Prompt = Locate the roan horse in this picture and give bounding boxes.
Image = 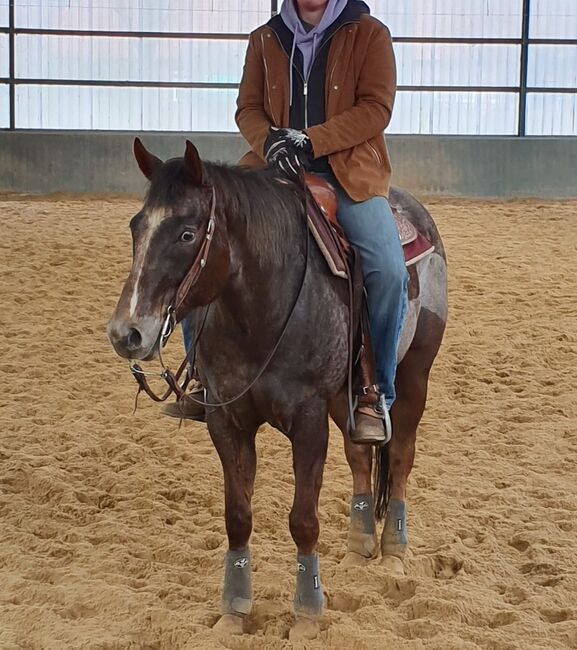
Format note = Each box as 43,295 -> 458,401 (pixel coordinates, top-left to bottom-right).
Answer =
107,139 -> 448,640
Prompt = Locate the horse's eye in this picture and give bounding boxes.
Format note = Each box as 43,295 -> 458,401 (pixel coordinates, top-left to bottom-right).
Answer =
180,230 -> 196,243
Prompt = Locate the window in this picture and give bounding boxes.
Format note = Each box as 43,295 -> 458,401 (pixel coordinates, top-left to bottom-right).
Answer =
2,1 -> 576,134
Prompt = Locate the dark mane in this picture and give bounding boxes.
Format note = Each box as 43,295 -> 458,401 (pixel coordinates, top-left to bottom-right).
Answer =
146,159 -> 306,266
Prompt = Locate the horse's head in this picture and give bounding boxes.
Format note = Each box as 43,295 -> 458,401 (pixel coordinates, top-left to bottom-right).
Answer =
107,139 -> 230,360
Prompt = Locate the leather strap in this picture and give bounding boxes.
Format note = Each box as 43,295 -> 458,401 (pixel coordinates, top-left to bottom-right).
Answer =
356,287 -> 381,409
131,363 -> 191,402
174,186 -> 217,320
130,305 -> 210,403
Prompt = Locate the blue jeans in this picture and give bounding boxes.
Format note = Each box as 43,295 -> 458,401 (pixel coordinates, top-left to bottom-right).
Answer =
182,317 -> 194,355
318,171 -> 408,408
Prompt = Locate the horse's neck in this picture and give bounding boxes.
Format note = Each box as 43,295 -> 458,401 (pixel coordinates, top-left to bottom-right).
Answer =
214,189 -> 308,341
220,173 -> 306,276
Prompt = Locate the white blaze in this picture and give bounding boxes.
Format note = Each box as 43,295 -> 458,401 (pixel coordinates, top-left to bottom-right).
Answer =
129,208 -> 168,317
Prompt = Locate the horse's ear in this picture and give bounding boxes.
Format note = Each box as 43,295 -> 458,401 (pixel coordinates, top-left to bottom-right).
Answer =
133,137 -> 162,180
184,140 -> 204,186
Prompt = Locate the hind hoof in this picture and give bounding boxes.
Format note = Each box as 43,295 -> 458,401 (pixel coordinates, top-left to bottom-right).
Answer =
213,614 -> 244,635
340,551 -> 371,567
381,555 -> 405,576
289,616 -> 320,641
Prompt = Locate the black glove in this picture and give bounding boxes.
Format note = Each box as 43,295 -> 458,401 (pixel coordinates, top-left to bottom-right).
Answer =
263,127 -> 313,178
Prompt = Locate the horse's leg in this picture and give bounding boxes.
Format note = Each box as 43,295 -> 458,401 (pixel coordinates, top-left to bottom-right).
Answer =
379,349 -> 431,576
330,396 -> 377,566
208,413 -> 258,635
288,399 -> 329,641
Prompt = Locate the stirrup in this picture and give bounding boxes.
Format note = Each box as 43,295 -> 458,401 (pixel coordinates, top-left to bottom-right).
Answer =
374,395 -> 393,445
382,405 -> 392,445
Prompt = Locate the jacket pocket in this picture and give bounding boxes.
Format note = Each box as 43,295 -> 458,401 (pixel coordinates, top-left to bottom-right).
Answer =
366,141 -> 383,166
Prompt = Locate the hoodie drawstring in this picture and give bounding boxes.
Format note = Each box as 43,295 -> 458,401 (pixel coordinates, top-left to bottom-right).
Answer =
289,32 -> 297,108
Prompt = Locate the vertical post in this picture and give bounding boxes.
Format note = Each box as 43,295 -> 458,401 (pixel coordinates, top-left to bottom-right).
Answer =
8,0 -> 15,130
518,0 -> 531,136
271,0 -> 278,17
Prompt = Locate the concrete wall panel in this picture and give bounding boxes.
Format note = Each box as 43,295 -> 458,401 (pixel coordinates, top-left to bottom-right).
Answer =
0,131 -> 575,198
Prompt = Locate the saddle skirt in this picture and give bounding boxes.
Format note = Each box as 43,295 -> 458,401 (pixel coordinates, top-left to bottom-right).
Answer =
305,175 -> 435,279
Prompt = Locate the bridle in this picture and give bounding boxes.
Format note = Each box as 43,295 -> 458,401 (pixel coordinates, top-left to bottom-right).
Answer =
129,185 -> 216,403
129,181 -> 311,409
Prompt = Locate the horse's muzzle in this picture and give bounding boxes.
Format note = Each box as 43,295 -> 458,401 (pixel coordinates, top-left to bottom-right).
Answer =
106,316 -> 160,361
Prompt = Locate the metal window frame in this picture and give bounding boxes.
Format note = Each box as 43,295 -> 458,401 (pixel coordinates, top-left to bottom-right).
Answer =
1,0 -> 576,134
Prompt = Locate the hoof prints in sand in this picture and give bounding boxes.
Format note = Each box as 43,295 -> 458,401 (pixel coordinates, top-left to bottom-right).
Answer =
1,197 -> 577,649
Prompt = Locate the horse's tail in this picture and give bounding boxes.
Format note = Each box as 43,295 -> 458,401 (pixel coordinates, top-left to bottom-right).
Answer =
373,444 -> 390,521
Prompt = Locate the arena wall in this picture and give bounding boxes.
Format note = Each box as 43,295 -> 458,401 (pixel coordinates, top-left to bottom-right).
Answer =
0,131 -> 575,198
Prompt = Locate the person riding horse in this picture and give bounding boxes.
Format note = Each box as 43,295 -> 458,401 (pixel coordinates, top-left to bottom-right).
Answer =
108,1 -> 447,631
163,0 -> 407,445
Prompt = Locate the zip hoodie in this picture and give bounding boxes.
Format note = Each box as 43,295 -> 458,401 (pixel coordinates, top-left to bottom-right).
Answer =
270,1 -> 371,171
280,0 -> 349,80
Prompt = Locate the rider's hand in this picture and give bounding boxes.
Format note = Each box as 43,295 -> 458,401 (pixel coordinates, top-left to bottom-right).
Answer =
263,127 -> 313,179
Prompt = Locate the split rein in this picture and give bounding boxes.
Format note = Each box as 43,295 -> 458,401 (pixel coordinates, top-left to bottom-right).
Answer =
129,182 -> 311,410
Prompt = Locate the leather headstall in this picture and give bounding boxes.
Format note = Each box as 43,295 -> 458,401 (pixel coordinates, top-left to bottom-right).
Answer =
173,185 -> 217,321
130,185 -> 216,402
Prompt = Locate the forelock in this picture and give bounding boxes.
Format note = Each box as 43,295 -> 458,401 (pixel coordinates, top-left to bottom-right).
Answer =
145,158 -> 190,210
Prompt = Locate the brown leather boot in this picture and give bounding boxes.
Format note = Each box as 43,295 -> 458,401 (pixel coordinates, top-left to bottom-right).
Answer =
160,387 -> 206,421
350,405 -> 392,445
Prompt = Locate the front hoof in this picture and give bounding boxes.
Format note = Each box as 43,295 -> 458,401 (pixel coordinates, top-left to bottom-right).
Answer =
289,616 -> 320,641
213,614 -> 244,635
340,551 -> 371,567
381,555 -> 405,576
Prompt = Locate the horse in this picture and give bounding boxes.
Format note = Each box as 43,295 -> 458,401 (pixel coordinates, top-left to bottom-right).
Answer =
107,139 -> 448,640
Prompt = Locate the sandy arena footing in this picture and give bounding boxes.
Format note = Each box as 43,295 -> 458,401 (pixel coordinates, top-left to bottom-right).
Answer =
1,196 -> 576,649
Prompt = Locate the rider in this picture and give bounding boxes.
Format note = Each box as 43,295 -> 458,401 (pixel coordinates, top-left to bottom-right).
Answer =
163,0 -> 407,444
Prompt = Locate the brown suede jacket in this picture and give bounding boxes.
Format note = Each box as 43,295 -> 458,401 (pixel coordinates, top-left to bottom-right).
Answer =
235,13 -> 396,200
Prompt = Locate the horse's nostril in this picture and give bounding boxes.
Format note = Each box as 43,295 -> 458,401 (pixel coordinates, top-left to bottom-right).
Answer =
126,327 -> 142,351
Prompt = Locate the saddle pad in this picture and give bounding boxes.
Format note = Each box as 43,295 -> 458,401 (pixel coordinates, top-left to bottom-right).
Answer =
403,232 -> 436,267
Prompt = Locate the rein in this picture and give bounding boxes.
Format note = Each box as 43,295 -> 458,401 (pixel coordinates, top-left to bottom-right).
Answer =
130,180 -> 311,409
